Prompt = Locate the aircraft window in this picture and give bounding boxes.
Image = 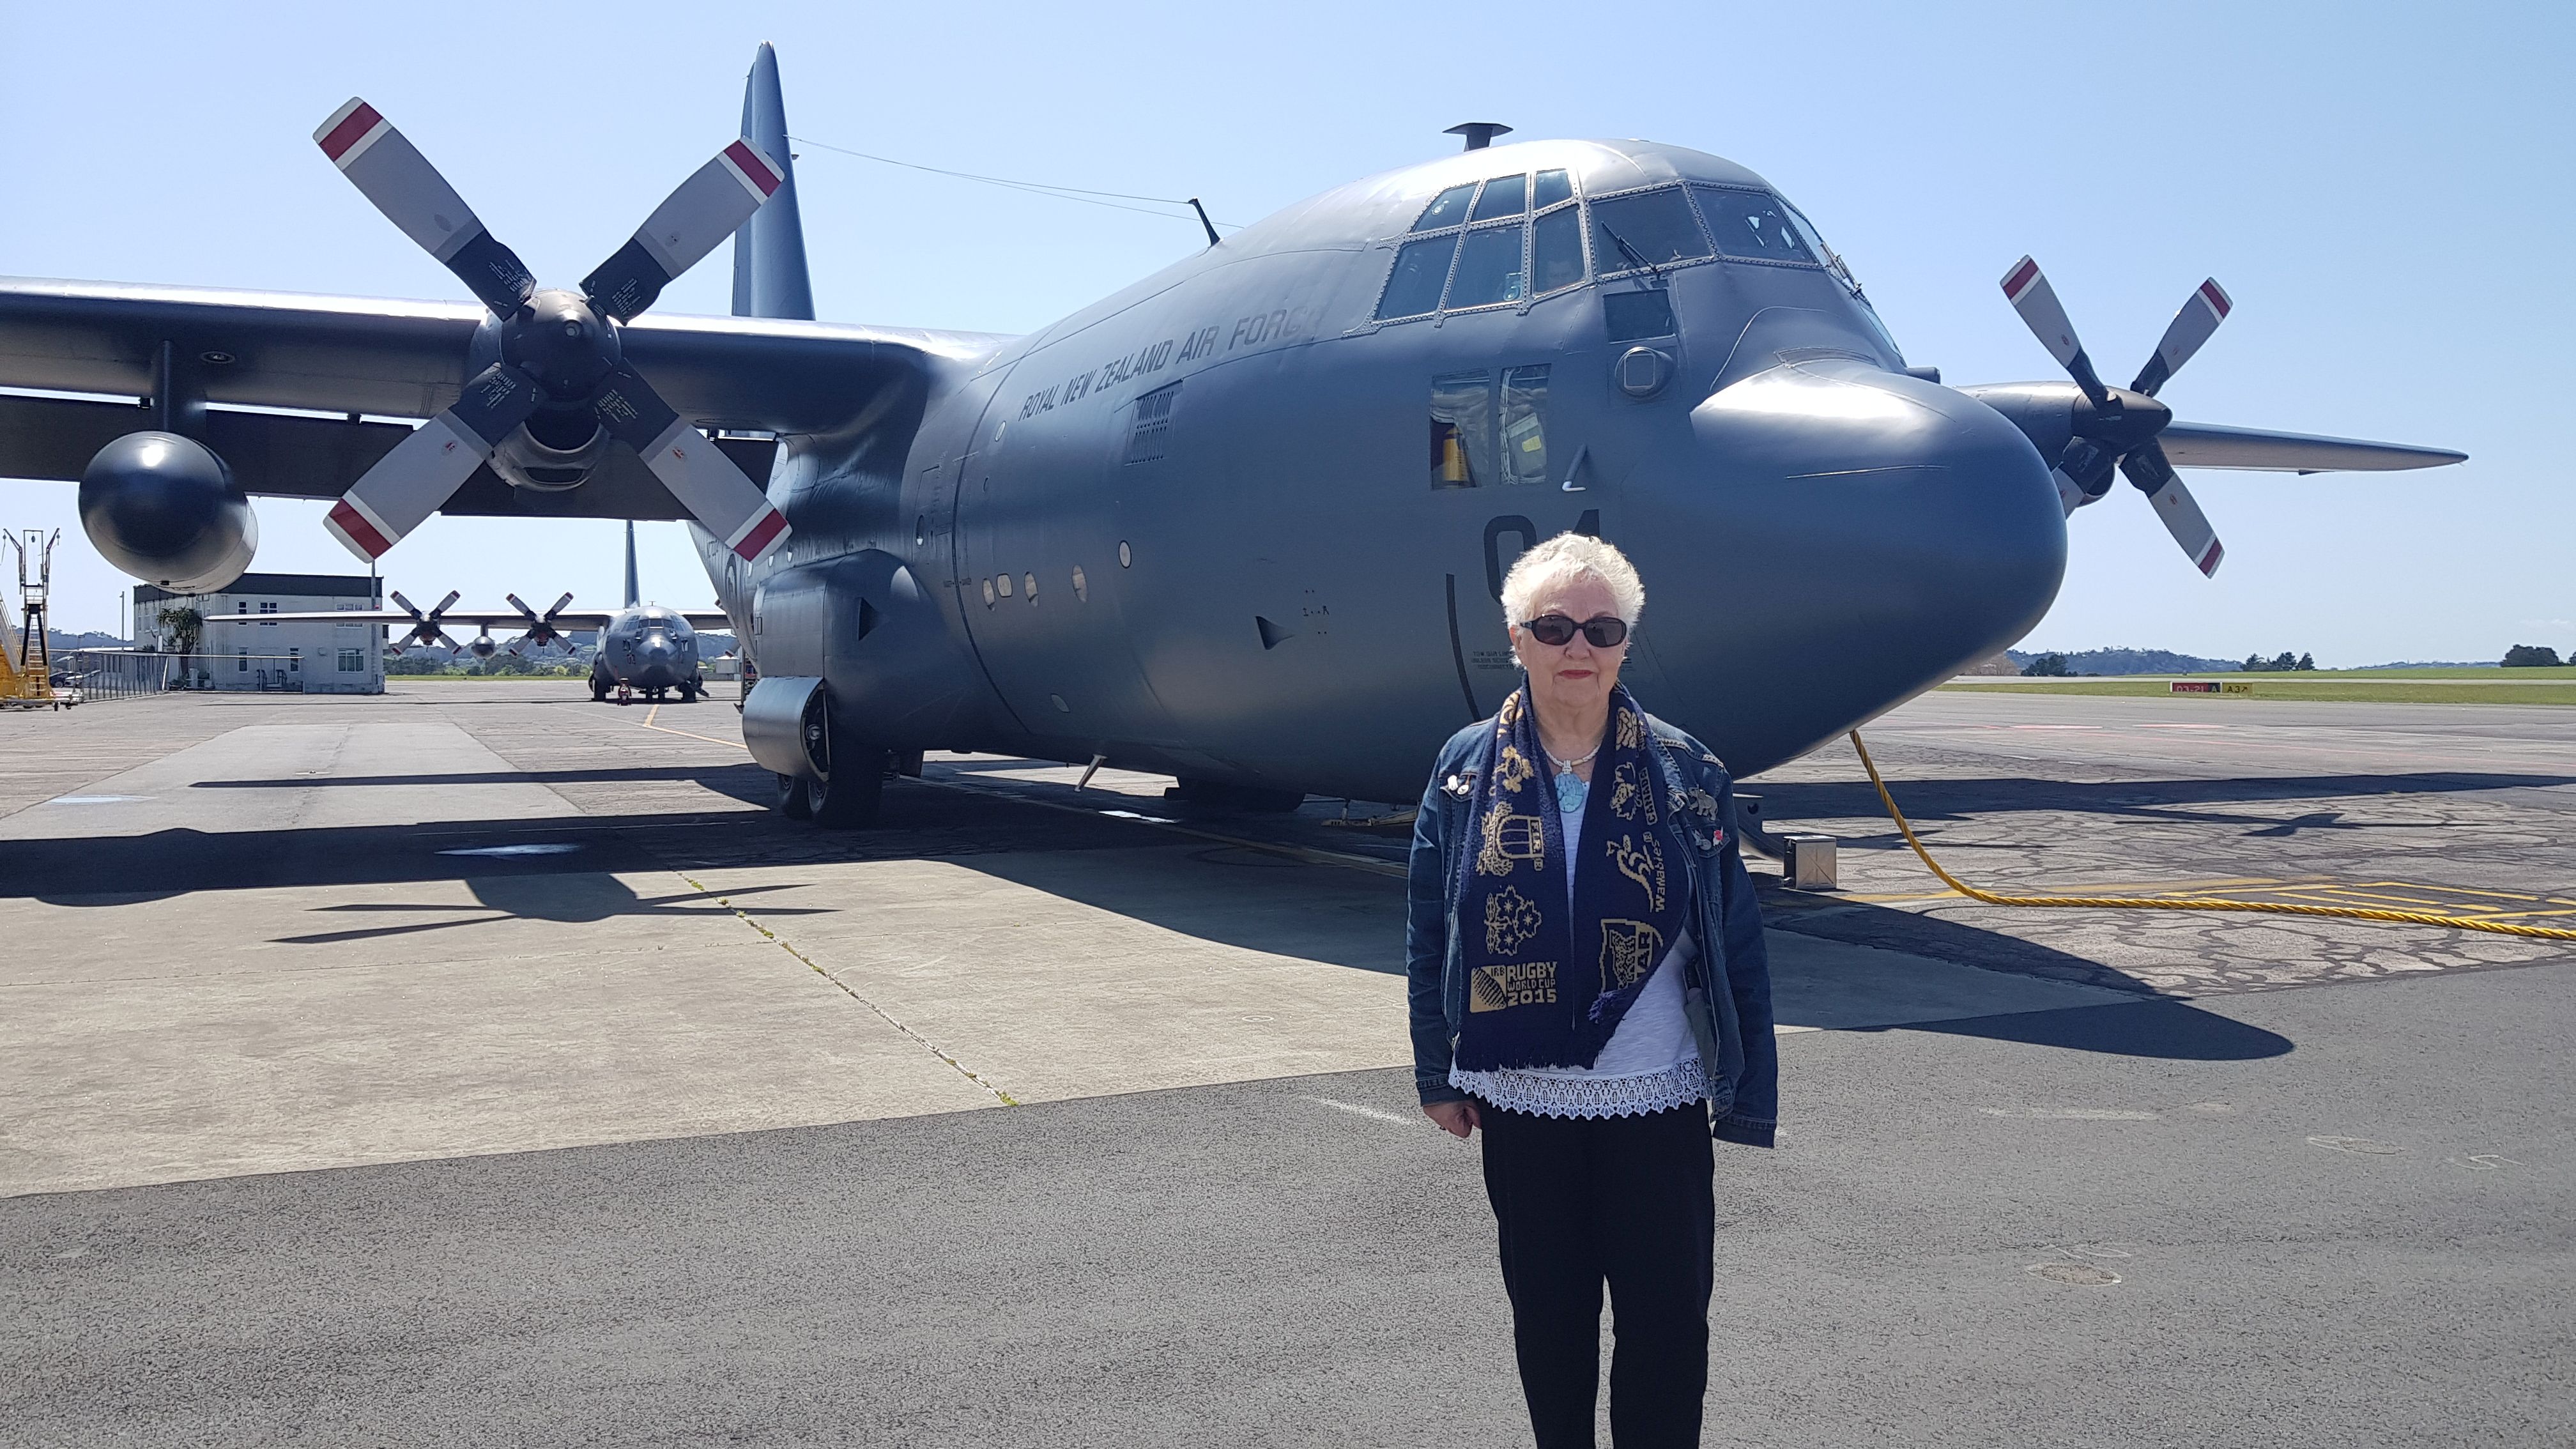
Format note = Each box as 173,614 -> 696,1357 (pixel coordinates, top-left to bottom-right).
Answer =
1126,381 -> 1180,463
1430,371 -> 1495,489
1471,174 -> 1527,220
1532,169 -> 1573,210
1694,188 -> 1817,263
1501,366 -> 1551,486
1377,235 -> 1459,319
1590,187 -> 1711,273
997,573 -> 1014,598
1444,225 -> 1527,310
1412,183 -> 1478,232
1602,288 -> 1676,342
1531,206 -> 1584,294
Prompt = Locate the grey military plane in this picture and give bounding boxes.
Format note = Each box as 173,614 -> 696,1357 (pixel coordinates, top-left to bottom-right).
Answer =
1,44 -> 2465,828
210,524 -> 726,702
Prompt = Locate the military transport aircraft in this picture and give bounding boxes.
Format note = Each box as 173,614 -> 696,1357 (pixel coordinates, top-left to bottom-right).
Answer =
208,524 -> 727,702
0,43 -> 2465,826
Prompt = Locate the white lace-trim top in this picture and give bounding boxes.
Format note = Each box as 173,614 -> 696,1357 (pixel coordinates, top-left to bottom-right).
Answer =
1450,765 -> 1708,1120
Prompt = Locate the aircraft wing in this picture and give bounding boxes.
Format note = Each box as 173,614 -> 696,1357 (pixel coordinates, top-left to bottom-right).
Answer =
2158,420 -> 2467,475
202,609 -> 735,630
0,277 -> 1007,515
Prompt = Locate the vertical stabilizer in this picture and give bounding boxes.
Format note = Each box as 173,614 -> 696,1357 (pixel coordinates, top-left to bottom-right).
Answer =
731,43 -> 815,321
624,521 -> 640,608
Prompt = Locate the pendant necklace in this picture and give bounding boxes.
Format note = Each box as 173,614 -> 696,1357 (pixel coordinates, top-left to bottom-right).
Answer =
1545,744 -> 1599,816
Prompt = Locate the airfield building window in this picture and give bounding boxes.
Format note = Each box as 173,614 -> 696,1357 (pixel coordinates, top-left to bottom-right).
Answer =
1430,371 -> 1495,489
1126,381 -> 1180,463
1378,235 -> 1459,319
1590,186 -> 1711,273
1471,173 -> 1528,220
1532,168 -> 1572,210
1602,288 -> 1677,343
1501,366 -> 1551,486
1444,225 -> 1528,310
1531,206 -> 1585,294
338,648 -> 364,673
1694,187 -> 1817,263
1412,182 -> 1477,232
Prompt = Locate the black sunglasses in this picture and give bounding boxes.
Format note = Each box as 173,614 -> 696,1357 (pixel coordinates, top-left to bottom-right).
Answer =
1521,614 -> 1629,648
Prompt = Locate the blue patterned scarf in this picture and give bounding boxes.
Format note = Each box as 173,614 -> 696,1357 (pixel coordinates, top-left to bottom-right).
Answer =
1453,684 -> 1692,1072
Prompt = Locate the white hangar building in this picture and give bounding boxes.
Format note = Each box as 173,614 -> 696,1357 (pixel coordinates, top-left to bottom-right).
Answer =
134,572 -> 385,694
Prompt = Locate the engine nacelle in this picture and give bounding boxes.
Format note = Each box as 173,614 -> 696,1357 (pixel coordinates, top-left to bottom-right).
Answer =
78,432 -> 257,594
488,408 -> 613,492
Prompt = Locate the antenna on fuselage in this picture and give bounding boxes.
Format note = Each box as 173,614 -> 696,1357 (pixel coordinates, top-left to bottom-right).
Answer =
1445,122 -> 1512,151
1186,197 -> 1220,249
623,521 -> 639,610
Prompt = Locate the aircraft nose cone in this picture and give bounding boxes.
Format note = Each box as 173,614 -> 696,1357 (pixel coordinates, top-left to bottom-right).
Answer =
1618,362 -> 2064,773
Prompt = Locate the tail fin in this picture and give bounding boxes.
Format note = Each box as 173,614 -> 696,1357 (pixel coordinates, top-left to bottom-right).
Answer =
624,521 -> 640,609
730,42 -> 815,321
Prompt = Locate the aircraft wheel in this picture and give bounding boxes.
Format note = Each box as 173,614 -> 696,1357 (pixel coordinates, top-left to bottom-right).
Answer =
775,771 -> 813,820
804,751 -> 885,828
590,675 -> 610,702
678,682 -> 700,703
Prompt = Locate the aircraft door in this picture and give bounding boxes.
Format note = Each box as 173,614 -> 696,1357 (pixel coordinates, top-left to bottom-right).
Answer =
1425,360 -> 1618,720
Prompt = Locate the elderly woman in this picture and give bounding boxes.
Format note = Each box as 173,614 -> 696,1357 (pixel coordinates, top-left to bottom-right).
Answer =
1407,532 -> 1775,1449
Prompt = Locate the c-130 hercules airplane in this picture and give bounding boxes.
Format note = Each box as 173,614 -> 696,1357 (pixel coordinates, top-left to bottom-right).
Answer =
0,45 -> 2463,826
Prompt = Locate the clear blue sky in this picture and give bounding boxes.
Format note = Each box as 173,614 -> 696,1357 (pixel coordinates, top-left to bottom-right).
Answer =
5,0 -> 2568,663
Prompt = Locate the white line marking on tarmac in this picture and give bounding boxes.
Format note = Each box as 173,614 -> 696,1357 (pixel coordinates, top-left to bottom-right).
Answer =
1301,1096 -> 1416,1125
437,843 -> 585,858
46,794 -> 148,804
1979,1107 -> 2161,1120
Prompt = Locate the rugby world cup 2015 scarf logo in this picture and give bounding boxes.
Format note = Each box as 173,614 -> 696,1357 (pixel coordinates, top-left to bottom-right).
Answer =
1453,685 -> 1692,1072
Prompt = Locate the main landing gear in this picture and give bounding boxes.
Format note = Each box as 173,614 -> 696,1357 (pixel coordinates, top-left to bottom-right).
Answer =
770,688 -> 887,828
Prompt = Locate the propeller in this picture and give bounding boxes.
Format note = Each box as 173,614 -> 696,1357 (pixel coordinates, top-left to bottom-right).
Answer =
313,99 -> 792,567
388,588 -> 464,655
504,592 -> 578,655
2000,257 -> 2232,576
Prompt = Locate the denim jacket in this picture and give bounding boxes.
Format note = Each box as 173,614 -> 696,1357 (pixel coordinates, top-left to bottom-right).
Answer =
1405,711 -> 1778,1147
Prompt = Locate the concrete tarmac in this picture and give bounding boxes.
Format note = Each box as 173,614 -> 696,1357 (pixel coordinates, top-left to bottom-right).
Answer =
3,682 -> 2570,1445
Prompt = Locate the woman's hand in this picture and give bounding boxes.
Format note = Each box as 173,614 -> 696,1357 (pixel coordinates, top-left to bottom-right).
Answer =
1423,1100 -> 1481,1138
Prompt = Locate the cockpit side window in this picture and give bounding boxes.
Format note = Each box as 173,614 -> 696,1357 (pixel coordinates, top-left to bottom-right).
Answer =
1471,173 -> 1528,220
1413,183 -> 1478,232
1531,169 -> 1572,210
1444,224 -> 1527,310
1531,206 -> 1584,295
1377,234 -> 1459,319
1693,187 -> 1818,263
1590,187 -> 1712,274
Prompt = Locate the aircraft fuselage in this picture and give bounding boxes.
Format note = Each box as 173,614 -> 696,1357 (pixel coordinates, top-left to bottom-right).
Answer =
702,139 -> 2066,802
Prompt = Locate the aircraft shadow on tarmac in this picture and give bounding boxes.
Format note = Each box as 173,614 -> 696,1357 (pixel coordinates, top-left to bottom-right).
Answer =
10,784 -> 2304,1063
189,764 -> 779,800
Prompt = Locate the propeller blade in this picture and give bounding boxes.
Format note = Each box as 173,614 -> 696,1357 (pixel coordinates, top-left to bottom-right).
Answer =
546,592 -> 574,620
580,141 -> 785,322
391,589 -> 423,619
431,590 -> 461,617
2131,279 -> 2233,397
2120,443 -> 2225,577
321,364 -> 544,562
588,366 -> 792,562
505,592 -> 536,622
2000,256 -> 2110,406
314,99 -> 536,316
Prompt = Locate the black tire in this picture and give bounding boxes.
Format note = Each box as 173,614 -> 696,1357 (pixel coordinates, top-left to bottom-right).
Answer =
804,750 -> 884,827
590,674 -> 610,702
774,771 -> 812,820
678,682 -> 700,703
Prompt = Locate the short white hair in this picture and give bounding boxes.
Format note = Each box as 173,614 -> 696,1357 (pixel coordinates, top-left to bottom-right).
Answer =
1500,533 -> 1645,632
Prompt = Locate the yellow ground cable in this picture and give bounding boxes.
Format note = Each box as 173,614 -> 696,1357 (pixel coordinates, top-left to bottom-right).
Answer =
1846,730 -> 2576,944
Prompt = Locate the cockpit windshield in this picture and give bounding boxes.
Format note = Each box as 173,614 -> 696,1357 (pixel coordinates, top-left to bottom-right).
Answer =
1691,188 -> 1816,263
1589,187 -> 1712,273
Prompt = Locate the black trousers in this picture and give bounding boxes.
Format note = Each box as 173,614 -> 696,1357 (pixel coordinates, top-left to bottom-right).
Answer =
1479,1102 -> 1715,1449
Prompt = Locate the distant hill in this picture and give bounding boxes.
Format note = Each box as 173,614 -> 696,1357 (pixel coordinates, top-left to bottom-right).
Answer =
2005,647 -> 2242,675
44,629 -> 130,652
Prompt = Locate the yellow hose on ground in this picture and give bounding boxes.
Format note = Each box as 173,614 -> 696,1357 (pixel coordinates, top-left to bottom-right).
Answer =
1846,730 -> 2576,944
